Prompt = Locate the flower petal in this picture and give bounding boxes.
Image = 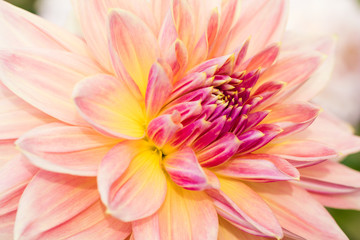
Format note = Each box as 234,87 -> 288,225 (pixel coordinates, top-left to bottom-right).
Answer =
162,100 -> 203,124
145,62 -> 173,119
291,111 -> 360,156
255,52 -> 324,105
250,181 -> 348,240
188,32 -> 209,68
151,0 -> 171,30
0,49 -> 101,125
212,153 -> 299,182
207,7 -> 219,50
164,39 -> 189,80
0,210 -> 16,240
72,0 -> 156,72
215,0 -> 240,46
260,140 -> 338,164
239,43 -> 280,72
207,178 -> 283,238
16,123 -> 117,176
0,85 -> 54,140
164,147 -> 210,190
263,102 -> 320,137
284,36 -> 336,102
73,74 -> 145,139
198,133 -> 241,168
108,9 -> 159,96
147,112 -> 182,148
0,140 -> 17,168
223,0 -> 288,56
98,141 -> 167,222
218,217 -> 269,240
169,117 -> 210,148
0,155 -> 38,218
0,156 -> 38,240
14,171 -> 131,240
132,182 -> 218,240
297,161 -> 360,194
311,190 -> 360,211
171,0 -> 195,50
0,1 -> 87,54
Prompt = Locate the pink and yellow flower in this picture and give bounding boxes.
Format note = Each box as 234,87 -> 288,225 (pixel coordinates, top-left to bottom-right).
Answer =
1,0 -> 360,239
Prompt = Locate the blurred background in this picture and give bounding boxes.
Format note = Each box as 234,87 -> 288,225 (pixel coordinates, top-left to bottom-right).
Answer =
5,0 -> 360,239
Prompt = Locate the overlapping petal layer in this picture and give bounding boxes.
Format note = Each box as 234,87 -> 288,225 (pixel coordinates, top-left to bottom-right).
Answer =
98,141 -> 167,222
14,171 -> 131,240
73,74 -> 146,139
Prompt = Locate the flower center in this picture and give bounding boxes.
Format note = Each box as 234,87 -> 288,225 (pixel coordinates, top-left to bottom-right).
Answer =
203,70 -> 262,135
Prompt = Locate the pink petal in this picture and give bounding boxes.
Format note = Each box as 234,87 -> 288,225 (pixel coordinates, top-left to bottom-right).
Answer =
0,210 -> 16,240
16,123 -> 117,176
14,171 -> 131,240
161,100 -> 203,123
207,178 -> 283,238
171,0 -> 195,50
216,0 -> 241,45
297,161 -> 360,194
0,140 -> 18,168
72,0 -> 156,72
164,147 -> 210,190
0,86 -> 54,140
164,39 -> 189,80
256,52 -> 324,102
186,0 -> 221,43
311,190 -> 360,210
291,111 -> 360,156
145,62 -> 173,119
233,38 -> 250,69
132,183 -> 218,240
147,112 -> 182,148
0,155 -> 37,240
250,181 -> 348,240
73,74 -> 145,139
108,9 -> 159,96
218,217 -> 269,240
198,133 -> 241,167
212,153 -> 299,182
237,124 -> 283,154
151,0 -> 171,30
0,1 -> 87,54
261,140 -> 337,161
192,115 -> 227,151
283,36 -> 336,102
188,32 -> 209,68
0,49 -> 101,125
236,130 -> 266,152
261,140 -> 338,163
207,7 -> 219,48
168,72 -> 207,102
158,11 -> 178,58
251,81 -> 285,110
239,43 -> 280,72
189,54 -> 231,76
0,155 -> 38,218
98,141 -> 167,222
263,102 -> 320,137
169,117 -> 210,148
223,0 -> 288,56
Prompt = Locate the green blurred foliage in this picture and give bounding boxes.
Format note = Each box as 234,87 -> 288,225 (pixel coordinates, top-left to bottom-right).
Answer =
4,0 -> 360,239
5,0 -> 37,13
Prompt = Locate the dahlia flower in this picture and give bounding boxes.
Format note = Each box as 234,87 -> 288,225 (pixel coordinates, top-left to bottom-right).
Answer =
1,0 -> 360,239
